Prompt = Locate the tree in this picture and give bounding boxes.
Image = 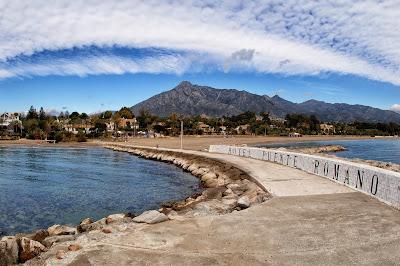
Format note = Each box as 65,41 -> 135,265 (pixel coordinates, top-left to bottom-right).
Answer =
137,109 -> 154,130
260,112 -> 271,124
102,111 -> 113,119
80,113 -> 89,120
118,107 -> 134,119
69,112 -> 80,120
27,106 -> 38,120
58,112 -> 65,119
39,107 -> 46,120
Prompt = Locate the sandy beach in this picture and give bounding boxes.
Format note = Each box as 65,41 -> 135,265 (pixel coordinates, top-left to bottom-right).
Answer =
0,135 -> 377,150
111,135 -> 379,151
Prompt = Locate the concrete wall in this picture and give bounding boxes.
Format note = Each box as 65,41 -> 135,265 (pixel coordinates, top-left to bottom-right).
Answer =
209,145 -> 400,209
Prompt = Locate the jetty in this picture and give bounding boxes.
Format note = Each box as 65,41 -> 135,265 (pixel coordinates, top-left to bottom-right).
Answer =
23,144 -> 400,265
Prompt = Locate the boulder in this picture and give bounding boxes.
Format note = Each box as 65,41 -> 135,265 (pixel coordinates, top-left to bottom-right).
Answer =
132,210 -> 169,224
102,228 -> 112,234
19,237 -> 46,263
106,213 -> 127,224
201,172 -> 217,182
68,244 -> 81,252
47,225 -> 76,236
80,218 -> 93,225
223,188 -> 234,196
237,196 -> 251,209
42,235 -> 76,248
77,222 -> 104,233
190,199 -> 232,215
221,198 -> 238,209
227,183 -> 247,195
56,250 -> 66,260
30,229 -> 49,243
0,237 -> 19,265
204,178 -> 218,188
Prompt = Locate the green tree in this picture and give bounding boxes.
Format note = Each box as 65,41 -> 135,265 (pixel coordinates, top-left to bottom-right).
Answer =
39,107 -> 46,120
27,106 -> 38,120
69,112 -> 80,120
80,113 -> 89,120
102,111 -> 113,119
118,107 -> 134,119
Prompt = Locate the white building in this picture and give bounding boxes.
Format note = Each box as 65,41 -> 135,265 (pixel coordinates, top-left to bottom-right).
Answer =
0,113 -> 20,127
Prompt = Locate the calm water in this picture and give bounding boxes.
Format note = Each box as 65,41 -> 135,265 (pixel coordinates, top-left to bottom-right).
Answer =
0,147 -> 201,236
258,139 -> 400,164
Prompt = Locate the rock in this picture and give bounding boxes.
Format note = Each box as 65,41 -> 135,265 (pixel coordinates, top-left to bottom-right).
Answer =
201,172 -> 217,182
95,218 -> 107,225
47,225 -> 76,236
42,235 -> 76,248
189,199 -> 232,216
56,250 -> 66,260
77,222 -> 104,233
132,210 -> 169,224
106,213 -> 127,224
227,183 -> 247,195
19,237 -> 46,263
0,237 -> 19,265
237,196 -> 251,209
221,198 -> 238,209
30,229 -> 49,243
204,178 -> 218,188
102,228 -> 112,234
80,218 -> 93,225
68,244 -> 81,252
249,194 -> 265,205
201,187 -> 224,200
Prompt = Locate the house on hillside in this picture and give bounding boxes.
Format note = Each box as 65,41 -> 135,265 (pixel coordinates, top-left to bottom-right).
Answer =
197,122 -> 214,134
64,124 -> 92,134
118,118 -> 139,130
0,113 -> 22,134
0,113 -> 20,127
234,124 -> 251,135
320,123 -> 335,135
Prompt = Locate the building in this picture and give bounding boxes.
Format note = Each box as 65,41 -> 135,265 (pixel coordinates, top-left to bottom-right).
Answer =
0,113 -> 20,127
234,124 -> 251,135
320,123 -> 335,135
289,132 -> 302,137
118,118 -> 139,130
64,124 -> 92,134
0,113 -> 22,133
197,122 -> 214,134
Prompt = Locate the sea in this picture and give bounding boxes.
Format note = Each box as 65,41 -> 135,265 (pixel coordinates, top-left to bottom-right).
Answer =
0,146 -> 201,236
258,139 -> 400,164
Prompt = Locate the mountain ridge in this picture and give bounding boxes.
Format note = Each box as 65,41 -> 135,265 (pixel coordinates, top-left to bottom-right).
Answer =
131,81 -> 400,123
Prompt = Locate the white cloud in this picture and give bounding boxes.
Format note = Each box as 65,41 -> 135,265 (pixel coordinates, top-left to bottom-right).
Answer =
390,104 -> 400,113
0,1 -> 400,84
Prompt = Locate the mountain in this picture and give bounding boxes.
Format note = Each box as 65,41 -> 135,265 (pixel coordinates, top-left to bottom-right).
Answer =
131,81 -> 400,123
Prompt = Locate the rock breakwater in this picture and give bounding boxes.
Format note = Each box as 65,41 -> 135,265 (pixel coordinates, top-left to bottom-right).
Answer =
0,145 -> 269,265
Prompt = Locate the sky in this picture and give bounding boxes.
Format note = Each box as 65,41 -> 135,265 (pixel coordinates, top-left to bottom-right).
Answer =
0,0 -> 399,114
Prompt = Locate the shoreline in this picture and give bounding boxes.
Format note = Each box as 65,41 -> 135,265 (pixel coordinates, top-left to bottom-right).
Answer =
0,135 -> 386,150
1,144 -> 269,265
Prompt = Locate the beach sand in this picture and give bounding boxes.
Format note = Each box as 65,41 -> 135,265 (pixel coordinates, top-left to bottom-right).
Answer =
0,135 -> 377,150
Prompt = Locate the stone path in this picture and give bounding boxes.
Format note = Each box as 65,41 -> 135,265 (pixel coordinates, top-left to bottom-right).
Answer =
27,146 -> 400,266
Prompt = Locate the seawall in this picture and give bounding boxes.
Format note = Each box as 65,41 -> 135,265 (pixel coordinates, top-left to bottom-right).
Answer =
209,145 -> 400,209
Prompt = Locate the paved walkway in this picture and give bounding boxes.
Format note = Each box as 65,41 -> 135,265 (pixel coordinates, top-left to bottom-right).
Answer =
29,146 -> 400,266
183,149 -> 353,197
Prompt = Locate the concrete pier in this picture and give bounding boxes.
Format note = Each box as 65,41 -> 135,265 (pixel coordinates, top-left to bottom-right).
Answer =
26,145 -> 400,266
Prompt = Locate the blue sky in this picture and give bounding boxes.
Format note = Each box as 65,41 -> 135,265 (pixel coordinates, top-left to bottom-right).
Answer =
0,1 -> 399,114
